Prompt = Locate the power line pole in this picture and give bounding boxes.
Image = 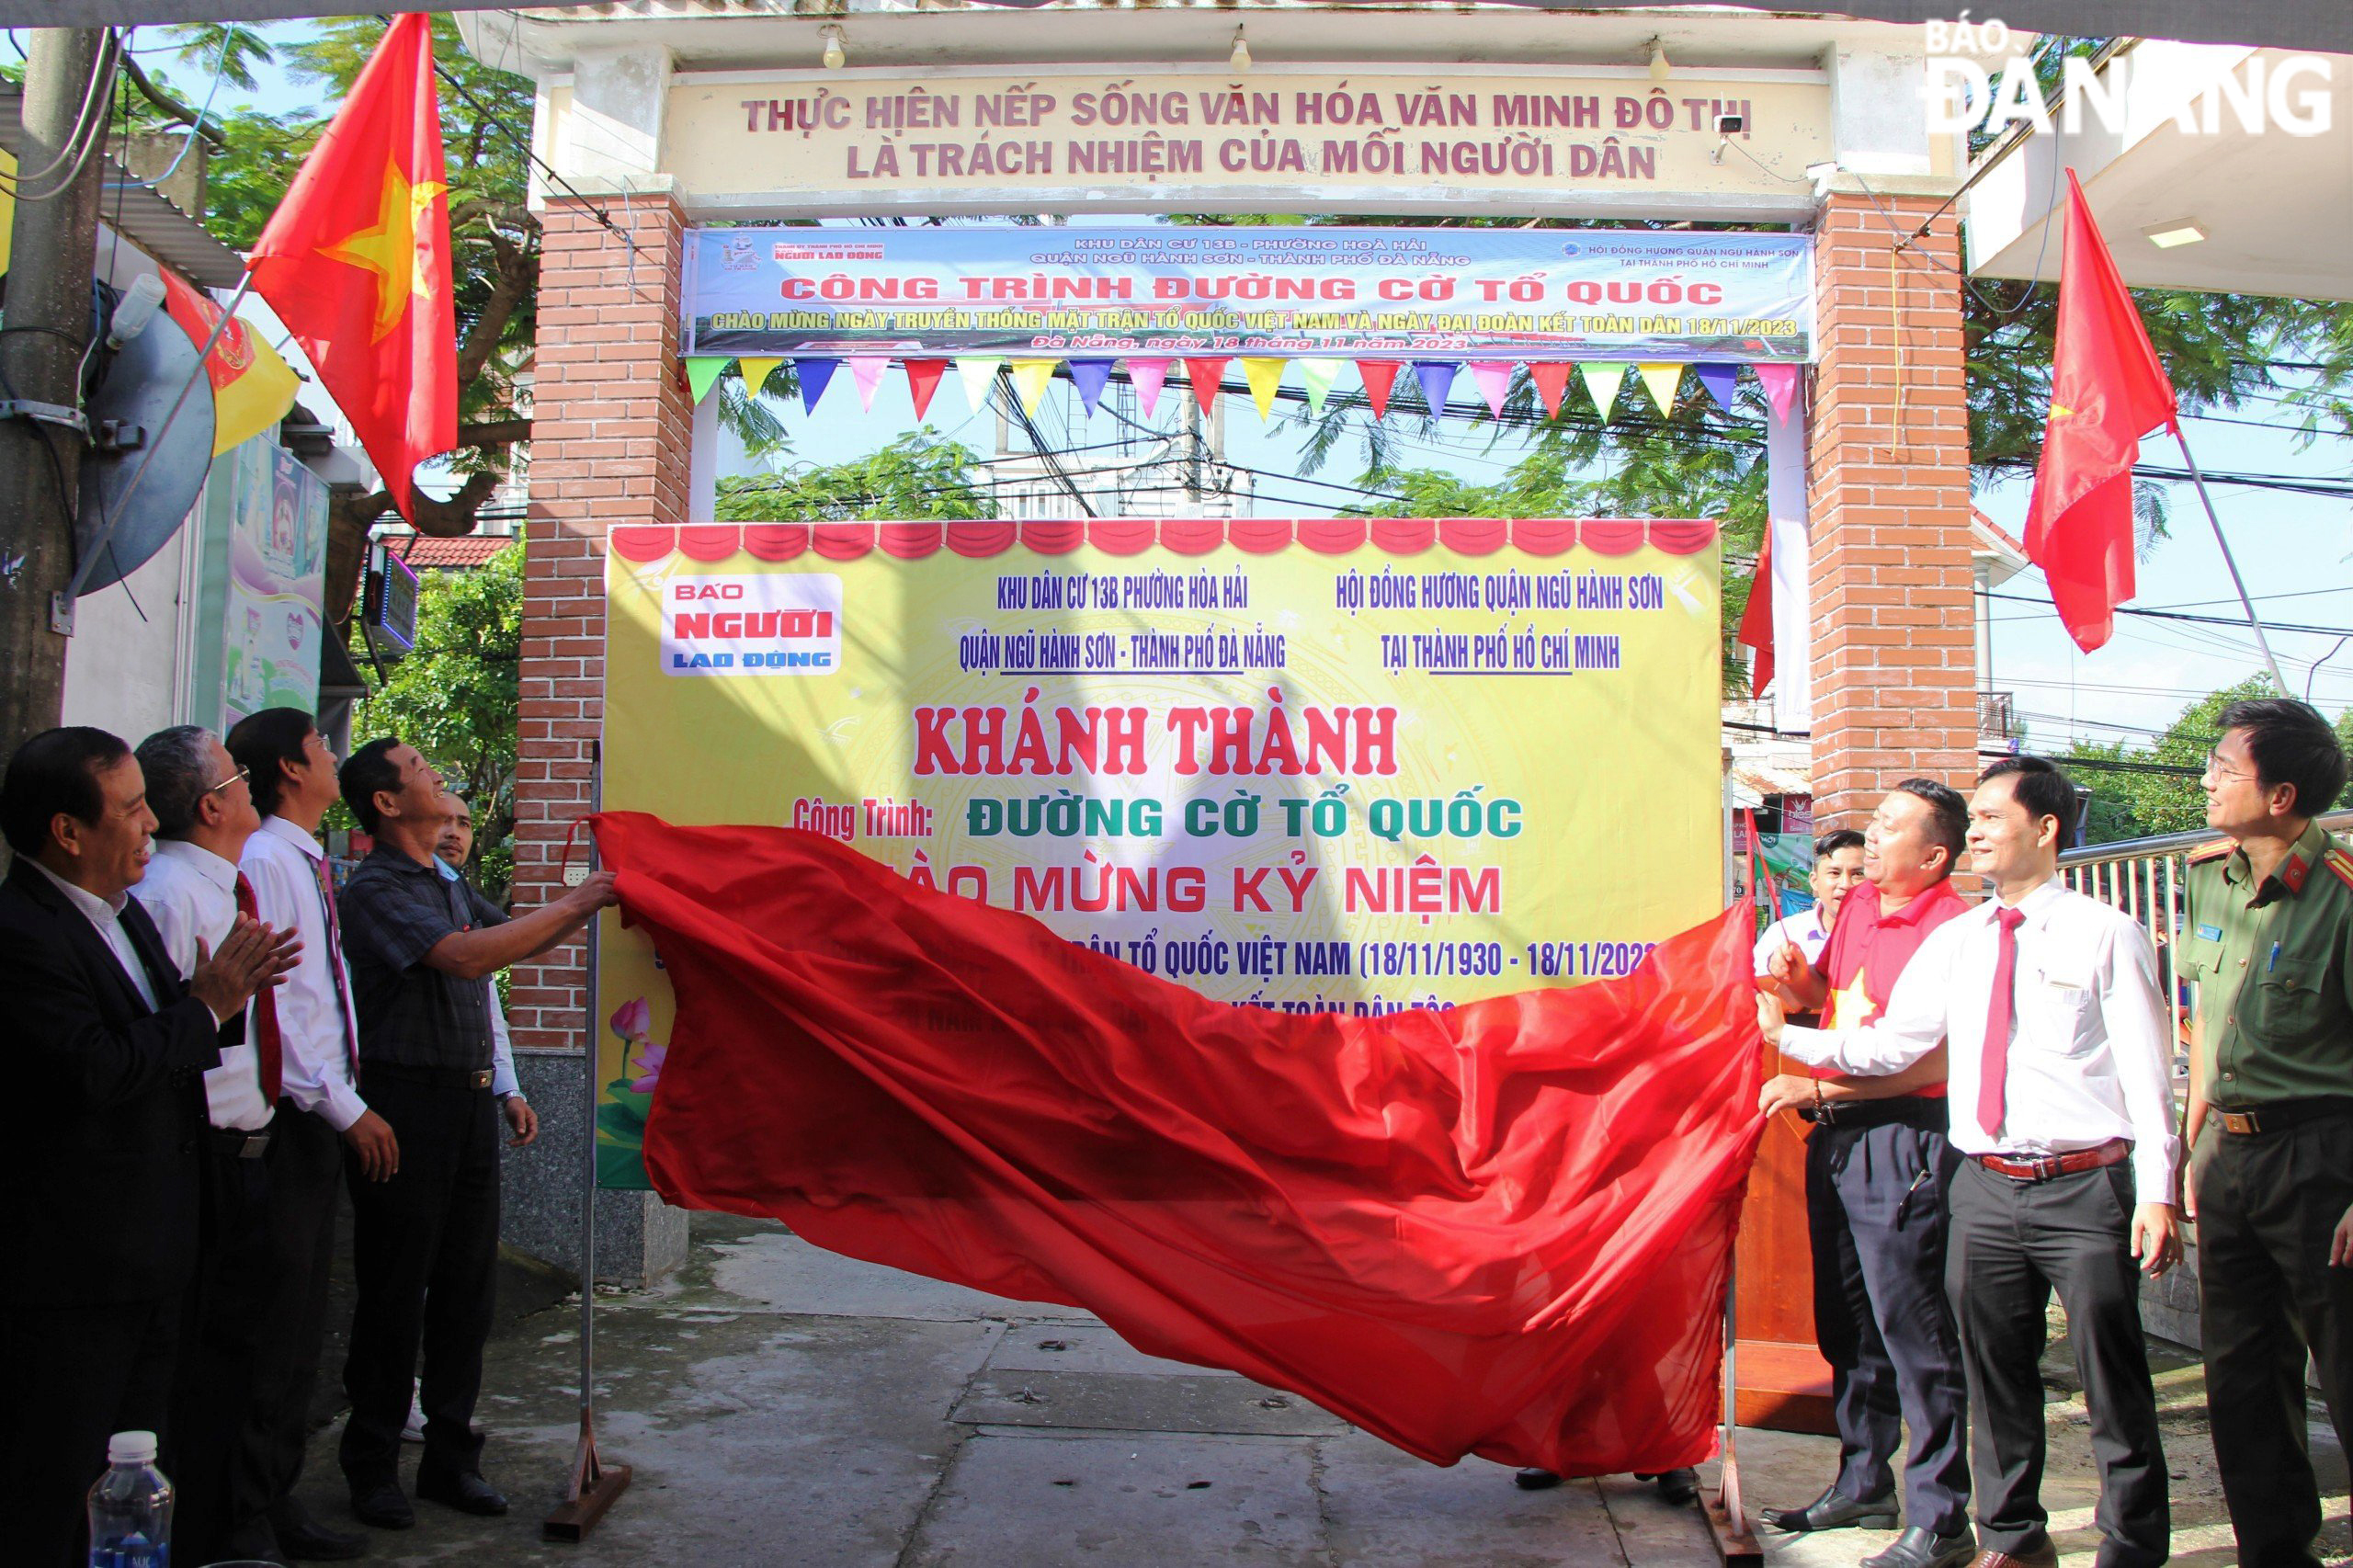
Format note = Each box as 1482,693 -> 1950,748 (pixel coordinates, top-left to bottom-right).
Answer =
0,28 -> 113,758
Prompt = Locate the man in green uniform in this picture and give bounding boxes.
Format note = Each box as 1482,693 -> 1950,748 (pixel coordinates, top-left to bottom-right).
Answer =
2181,697 -> 2353,1568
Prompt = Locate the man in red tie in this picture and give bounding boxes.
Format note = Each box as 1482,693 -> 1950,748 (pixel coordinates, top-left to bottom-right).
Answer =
1761,756 -> 2182,1568
130,726 -> 301,1566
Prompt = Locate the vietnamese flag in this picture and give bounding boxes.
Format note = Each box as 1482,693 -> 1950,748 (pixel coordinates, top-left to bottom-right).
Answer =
595,812 -> 1767,1475
160,269 -> 301,455
1736,521 -> 1775,696
2022,170 -> 2178,653
246,14 -> 455,523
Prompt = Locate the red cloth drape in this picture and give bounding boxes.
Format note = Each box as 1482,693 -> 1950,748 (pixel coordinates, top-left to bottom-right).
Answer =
597,812 -> 1765,1475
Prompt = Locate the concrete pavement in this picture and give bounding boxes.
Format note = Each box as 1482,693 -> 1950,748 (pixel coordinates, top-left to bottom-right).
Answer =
283,1213 -> 2348,1567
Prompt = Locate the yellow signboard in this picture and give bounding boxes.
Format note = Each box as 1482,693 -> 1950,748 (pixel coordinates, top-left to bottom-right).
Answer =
594,517 -> 1722,1186
608,68 -> 1830,216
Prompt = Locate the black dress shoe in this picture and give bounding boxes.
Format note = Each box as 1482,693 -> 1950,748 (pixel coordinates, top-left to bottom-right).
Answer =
1758,1485 -> 1898,1532
1513,1467 -> 1563,1491
347,1480 -> 414,1531
1652,1467 -> 1700,1506
271,1500 -> 369,1561
1862,1525 -> 1977,1568
415,1469 -> 509,1517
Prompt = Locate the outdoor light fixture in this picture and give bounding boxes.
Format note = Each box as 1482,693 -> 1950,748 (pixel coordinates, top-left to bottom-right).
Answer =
2143,218 -> 2206,248
104,273 -> 167,351
1647,40 -> 1671,83
821,25 -> 846,70
1230,26 -> 1252,73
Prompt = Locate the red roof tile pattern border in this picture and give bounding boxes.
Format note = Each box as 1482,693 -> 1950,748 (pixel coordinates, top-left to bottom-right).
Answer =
384,534 -> 517,569
608,517 -> 1718,564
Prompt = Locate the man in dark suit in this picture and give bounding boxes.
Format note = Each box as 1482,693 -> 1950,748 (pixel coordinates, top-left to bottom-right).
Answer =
0,727 -> 297,1568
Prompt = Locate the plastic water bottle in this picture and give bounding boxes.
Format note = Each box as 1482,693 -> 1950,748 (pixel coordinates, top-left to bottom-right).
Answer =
87,1430 -> 173,1568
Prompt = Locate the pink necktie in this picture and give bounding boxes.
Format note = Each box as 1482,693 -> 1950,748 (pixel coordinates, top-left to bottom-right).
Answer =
1978,906 -> 2029,1140
313,854 -> 361,1075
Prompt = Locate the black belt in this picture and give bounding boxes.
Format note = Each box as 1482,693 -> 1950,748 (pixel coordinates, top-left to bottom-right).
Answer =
208,1125 -> 272,1159
2211,1097 -> 2353,1136
360,1063 -> 495,1091
1802,1095 -> 1949,1131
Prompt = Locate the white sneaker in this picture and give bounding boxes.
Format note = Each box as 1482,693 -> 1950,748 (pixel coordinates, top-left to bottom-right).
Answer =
401,1377 -> 425,1443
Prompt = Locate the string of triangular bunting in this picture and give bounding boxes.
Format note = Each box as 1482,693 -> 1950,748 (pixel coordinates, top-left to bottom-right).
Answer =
689,354 -> 1802,424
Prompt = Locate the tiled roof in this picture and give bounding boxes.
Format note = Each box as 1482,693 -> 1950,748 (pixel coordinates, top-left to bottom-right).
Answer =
384,534 -> 517,570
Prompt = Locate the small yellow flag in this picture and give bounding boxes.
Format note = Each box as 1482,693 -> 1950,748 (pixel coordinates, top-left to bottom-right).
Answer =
1241,358 -> 1287,420
737,357 -> 784,397
1010,358 -> 1059,415
1636,362 -> 1686,415
0,147 -> 14,278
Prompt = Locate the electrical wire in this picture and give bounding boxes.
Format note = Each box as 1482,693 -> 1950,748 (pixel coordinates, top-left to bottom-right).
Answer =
0,28 -> 124,205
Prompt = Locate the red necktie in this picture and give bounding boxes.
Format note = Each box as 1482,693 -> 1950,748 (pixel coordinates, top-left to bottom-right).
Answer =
313,852 -> 361,1076
233,872 -> 285,1103
1977,905 -> 2029,1141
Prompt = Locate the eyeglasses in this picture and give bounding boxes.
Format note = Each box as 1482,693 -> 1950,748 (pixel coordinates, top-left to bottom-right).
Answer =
2202,751 -> 2253,784
201,766 -> 250,797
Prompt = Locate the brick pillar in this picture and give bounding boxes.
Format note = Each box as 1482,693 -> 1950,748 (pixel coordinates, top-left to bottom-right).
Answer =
499,195 -> 697,1283
1806,192 -> 1977,826
509,195 -> 693,1051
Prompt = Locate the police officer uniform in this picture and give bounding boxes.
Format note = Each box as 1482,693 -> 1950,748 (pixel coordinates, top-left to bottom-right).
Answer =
2183,820 -> 2353,1568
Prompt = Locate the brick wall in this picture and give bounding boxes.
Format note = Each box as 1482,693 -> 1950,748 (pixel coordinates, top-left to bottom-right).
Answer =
1806,191 -> 1977,826
508,194 -> 693,1049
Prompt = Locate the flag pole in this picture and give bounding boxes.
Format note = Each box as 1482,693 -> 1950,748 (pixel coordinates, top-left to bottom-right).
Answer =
2169,426 -> 2288,694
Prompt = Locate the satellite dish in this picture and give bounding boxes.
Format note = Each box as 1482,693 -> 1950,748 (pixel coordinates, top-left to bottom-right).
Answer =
73,305 -> 215,594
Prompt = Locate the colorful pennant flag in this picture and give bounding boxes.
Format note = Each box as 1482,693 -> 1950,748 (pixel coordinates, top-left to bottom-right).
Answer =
1756,363 -> 1802,426
1185,358 -> 1228,418
847,356 -> 888,412
796,357 -> 838,413
1357,361 -> 1400,419
904,358 -> 948,420
1242,358 -> 1286,420
1010,358 -> 1059,415
1636,363 -> 1685,415
1412,362 -> 1458,418
160,268 -> 301,456
1130,358 -> 1172,417
685,357 -> 729,404
955,356 -> 1002,412
1469,362 -> 1513,420
1577,363 -> 1627,417
1067,358 -> 1115,415
244,13 -> 454,523
1694,364 -> 1740,413
1529,363 -> 1573,419
736,356 -> 783,397
1298,359 -> 1342,419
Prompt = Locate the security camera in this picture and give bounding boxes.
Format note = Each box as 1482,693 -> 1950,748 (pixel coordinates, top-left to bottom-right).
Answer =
1714,111 -> 1746,134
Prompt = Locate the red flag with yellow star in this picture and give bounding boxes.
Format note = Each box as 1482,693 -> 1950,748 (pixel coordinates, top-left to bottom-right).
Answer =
246,13 -> 454,523
2021,169 -> 2178,653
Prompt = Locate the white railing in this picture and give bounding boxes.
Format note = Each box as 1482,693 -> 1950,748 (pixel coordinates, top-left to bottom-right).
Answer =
2058,809 -> 2353,1065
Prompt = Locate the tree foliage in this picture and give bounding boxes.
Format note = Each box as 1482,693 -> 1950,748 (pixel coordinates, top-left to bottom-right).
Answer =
347,545 -> 523,901
131,18 -> 539,540
2067,678 -> 2353,844
715,431 -> 996,522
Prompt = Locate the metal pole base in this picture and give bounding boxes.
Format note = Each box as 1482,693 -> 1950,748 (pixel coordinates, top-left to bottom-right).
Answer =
544,1413 -> 631,1542
1701,1465 -> 1761,1566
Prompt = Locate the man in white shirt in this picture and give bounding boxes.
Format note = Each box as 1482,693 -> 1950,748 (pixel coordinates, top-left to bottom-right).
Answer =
1755,828 -> 1867,1006
131,726 -> 289,1567
227,709 -> 377,1563
1760,756 -> 2181,1568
